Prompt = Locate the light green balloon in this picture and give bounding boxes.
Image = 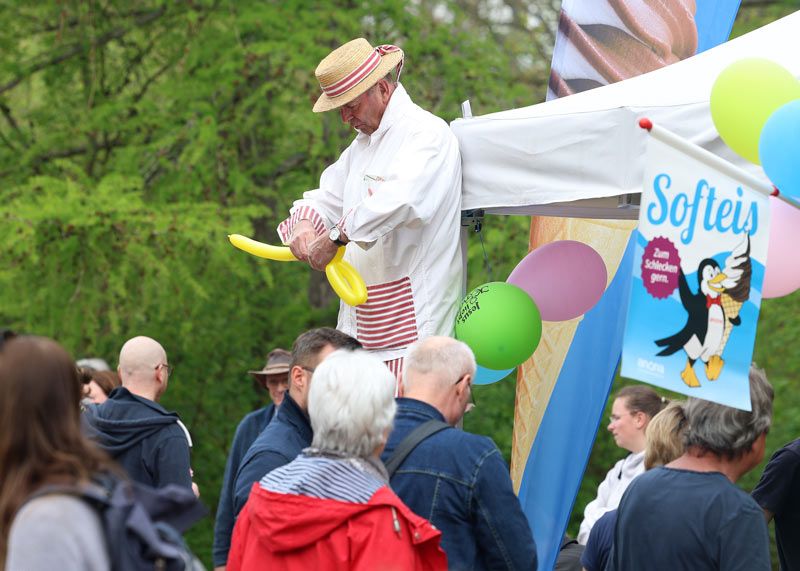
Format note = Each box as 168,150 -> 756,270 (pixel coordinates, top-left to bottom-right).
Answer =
454,282 -> 542,370
710,58 -> 800,165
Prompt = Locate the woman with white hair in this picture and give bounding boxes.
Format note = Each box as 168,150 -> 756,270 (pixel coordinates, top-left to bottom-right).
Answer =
228,349 -> 446,571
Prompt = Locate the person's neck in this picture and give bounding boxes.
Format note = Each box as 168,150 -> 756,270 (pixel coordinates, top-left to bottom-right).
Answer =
286,390 -> 308,415
667,450 -> 744,483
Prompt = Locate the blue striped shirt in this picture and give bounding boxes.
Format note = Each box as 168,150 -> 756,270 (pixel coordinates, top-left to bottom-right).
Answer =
260,452 -> 384,504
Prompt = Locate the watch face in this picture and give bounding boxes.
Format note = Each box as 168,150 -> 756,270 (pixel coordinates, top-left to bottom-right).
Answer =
329,227 -> 340,241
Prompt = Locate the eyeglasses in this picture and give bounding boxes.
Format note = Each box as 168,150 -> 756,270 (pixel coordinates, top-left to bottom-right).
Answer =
454,374 -> 476,409
156,363 -> 173,375
300,365 -> 315,374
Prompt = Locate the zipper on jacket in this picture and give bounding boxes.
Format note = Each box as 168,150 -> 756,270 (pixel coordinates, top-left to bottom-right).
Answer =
391,506 -> 401,536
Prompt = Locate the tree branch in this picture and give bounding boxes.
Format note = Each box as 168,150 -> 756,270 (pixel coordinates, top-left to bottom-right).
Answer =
0,7 -> 167,95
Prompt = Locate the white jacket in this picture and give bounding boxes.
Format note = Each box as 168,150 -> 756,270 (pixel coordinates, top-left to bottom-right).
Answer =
577,451 -> 645,544
277,84 -> 463,361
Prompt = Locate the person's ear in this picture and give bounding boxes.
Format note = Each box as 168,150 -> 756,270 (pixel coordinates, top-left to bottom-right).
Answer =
290,365 -> 305,391
634,411 -> 647,429
454,374 -> 467,398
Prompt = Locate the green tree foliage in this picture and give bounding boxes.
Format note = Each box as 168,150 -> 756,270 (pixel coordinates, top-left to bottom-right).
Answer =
0,0 -> 556,563
2,0 -> 797,566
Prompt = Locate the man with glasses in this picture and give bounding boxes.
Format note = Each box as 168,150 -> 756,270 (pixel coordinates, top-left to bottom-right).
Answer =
232,328 -> 361,519
381,337 -> 538,571
83,335 -> 192,490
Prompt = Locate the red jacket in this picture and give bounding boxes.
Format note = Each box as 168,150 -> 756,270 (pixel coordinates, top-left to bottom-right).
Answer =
228,483 -> 447,571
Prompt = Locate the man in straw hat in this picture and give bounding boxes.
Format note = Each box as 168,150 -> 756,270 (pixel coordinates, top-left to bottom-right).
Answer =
212,348 -> 290,570
277,38 -> 463,378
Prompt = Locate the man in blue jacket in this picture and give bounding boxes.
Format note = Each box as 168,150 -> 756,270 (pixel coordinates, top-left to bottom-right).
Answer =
84,335 -> 192,490
212,348 -> 291,570
381,336 -> 538,570
232,328 -> 360,517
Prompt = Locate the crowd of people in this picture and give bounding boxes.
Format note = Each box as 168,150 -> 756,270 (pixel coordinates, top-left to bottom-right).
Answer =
0,325 -> 797,571
2,34 -> 798,571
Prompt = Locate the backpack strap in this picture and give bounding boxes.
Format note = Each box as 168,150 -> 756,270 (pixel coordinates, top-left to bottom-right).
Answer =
385,419 -> 450,477
23,480 -> 110,507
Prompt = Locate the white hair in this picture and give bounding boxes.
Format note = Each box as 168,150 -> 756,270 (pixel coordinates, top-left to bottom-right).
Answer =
308,350 -> 396,458
403,337 -> 477,392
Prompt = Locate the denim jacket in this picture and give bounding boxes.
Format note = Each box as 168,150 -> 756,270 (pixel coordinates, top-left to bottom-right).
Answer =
233,395 -> 312,516
381,398 -> 537,571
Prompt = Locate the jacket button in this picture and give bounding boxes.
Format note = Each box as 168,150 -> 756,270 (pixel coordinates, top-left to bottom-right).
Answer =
414,532 -> 420,539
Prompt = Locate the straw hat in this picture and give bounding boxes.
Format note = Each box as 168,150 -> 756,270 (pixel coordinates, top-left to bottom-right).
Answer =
313,38 -> 404,113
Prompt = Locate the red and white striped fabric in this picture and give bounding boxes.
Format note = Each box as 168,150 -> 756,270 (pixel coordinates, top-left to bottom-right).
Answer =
384,357 -> 404,392
319,45 -> 404,99
321,51 -> 381,98
356,277 -> 418,350
277,205 -> 327,243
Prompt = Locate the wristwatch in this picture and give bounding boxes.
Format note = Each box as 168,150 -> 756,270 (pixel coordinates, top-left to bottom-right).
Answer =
328,226 -> 347,246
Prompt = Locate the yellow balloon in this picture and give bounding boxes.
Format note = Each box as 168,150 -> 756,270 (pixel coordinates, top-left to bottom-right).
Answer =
326,258 -> 369,306
228,234 -> 297,262
228,234 -> 368,306
710,58 -> 800,164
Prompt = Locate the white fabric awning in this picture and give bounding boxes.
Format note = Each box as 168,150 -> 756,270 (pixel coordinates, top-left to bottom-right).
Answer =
451,12 -> 800,219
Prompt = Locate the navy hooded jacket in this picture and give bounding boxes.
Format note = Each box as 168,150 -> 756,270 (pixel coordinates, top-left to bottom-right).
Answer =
84,387 -> 192,490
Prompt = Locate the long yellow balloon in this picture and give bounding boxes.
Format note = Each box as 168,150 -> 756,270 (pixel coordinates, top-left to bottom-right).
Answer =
228,234 -> 297,262
228,234 -> 368,307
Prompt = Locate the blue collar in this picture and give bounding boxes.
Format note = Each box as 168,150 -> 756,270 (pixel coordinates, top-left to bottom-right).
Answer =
395,397 -> 447,423
277,394 -> 313,442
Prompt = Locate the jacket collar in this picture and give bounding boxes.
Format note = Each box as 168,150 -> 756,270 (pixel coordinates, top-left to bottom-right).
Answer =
395,397 -> 446,423
277,394 -> 313,443
107,386 -> 175,417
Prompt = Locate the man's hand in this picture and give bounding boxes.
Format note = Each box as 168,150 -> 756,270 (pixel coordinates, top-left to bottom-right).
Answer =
288,220 -> 317,261
307,233 -> 340,271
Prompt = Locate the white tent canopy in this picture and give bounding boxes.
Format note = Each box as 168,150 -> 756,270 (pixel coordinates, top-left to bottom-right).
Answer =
451,12 -> 800,220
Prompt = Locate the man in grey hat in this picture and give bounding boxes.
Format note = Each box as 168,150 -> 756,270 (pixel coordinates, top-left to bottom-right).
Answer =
212,348 -> 291,570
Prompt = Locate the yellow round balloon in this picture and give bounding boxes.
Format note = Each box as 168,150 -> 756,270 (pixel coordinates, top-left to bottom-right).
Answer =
710,58 -> 800,164
228,234 -> 368,306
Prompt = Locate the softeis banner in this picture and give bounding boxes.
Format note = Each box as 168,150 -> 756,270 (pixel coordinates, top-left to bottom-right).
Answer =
622,132 -> 770,411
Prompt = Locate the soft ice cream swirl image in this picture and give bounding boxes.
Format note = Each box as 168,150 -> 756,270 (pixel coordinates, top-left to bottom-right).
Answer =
548,0 -> 698,99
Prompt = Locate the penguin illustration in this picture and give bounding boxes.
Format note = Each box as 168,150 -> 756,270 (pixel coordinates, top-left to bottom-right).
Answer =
654,236 -> 751,387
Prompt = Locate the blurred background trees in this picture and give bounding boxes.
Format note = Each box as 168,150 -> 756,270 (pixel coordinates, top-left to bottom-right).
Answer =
1,0 -> 796,564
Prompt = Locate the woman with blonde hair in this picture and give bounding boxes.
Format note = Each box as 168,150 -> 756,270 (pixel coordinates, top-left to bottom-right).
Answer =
582,401 -> 688,571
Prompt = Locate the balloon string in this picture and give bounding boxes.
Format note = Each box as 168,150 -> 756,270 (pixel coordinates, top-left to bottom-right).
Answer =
477,224 -> 493,282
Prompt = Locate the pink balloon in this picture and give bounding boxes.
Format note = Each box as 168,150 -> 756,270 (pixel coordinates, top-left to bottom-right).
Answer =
763,197 -> 800,299
507,240 -> 607,322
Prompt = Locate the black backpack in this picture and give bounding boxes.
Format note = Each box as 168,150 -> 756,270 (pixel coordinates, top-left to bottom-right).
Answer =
24,473 -> 207,571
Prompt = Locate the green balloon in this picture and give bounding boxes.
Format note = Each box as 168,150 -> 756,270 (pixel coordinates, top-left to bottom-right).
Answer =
454,282 -> 542,370
710,58 -> 800,165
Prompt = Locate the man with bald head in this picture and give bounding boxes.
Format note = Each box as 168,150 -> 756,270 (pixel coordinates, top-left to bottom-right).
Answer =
84,336 -> 192,490
380,336 -> 537,571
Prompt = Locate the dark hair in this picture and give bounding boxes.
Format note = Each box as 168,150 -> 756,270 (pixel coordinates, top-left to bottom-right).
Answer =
290,328 -> 361,369
80,368 -> 121,397
617,385 -> 667,420
0,329 -> 16,352
0,336 -> 118,560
